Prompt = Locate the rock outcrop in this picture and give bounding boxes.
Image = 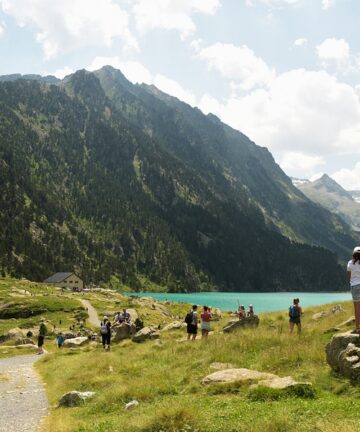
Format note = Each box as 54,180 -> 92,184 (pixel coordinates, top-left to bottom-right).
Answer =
162,321 -> 186,331
112,323 -> 136,342
58,391 -> 95,407
223,316 -> 260,333
201,368 -> 312,392
326,331 -> 360,380
63,336 -> 89,348
132,326 -> 160,342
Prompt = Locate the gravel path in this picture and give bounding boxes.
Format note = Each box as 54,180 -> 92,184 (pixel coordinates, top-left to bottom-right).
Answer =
0,354 -> 48,432
80,299 -> 100,327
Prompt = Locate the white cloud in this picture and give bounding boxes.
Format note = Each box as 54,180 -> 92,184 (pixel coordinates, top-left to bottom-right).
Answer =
198,42 -> 275,90
199,69 -> 360,177
280,152 -> 325,178
87,57 -> 152,84
0,0 -> 137,59
246,0 -> 302,7
332,162 -> 360,190
317,38 -> 350,64
294,38 -> 307,47
0,21 -> 5,37
52,66 -> 74,79
133,0 -> 220,39
153,74 -> 196,106
322,0 -> 335,10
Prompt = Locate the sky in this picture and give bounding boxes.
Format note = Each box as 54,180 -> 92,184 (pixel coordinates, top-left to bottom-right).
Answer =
0,0 -> 360,189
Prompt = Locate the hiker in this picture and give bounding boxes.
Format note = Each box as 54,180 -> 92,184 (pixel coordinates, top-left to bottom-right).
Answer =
247,304 -> 254,317
289,298 -> 303,334
347,246 -> 360,334
237,305 -> 246,319
37,333 -> 44,355
185,304 -> 198,340
113,311 -> 120,323
119,309 -> 131,324
100,316 -> 111,350
201,305 -> 212,339
56,332 -> 65,349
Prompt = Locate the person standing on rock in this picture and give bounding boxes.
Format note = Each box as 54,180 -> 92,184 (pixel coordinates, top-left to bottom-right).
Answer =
289,298 -> 303,334
185,305 -> 198,340
201,306 -> 212,339
347,246 -> 360,334
100,316 -> 111,351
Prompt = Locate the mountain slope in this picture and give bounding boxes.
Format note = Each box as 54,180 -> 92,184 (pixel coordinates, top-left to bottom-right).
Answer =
0,68 -> 357,291
297,174 -> 360,230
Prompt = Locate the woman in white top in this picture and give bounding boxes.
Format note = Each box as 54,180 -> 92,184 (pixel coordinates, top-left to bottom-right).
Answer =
347,246 -> 360,334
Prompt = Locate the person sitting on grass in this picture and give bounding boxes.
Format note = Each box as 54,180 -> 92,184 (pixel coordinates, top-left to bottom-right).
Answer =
237,305 -> 247,319
100,316 -> 111,351
289,298 -> 303,334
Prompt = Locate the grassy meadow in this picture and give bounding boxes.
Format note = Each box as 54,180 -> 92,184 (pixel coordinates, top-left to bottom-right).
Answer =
1,277 -> 360,431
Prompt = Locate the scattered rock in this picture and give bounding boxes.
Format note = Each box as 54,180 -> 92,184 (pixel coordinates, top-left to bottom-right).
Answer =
324,327 -> 341,334
326,331 -> 360,380
331,304 -> 345,315
162,321 -> 186,331
15,338 -> 35,346
209,362 -> 235,370
312,311 -> 329,320
254,376 -> 312,391
125,400 -> 139,410
112,323 -> 136,342
202,368 -> 276,385
58,391 -> 95,407
63,337 -> 89,348
223,316 -> 260,333
338,317 -> 356,327
132,327 -> 160,342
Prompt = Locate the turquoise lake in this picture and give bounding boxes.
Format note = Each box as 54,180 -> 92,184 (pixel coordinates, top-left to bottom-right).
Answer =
127,292 -> 352,312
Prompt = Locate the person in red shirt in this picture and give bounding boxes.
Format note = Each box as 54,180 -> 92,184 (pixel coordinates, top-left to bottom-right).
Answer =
201,306 -> 212,339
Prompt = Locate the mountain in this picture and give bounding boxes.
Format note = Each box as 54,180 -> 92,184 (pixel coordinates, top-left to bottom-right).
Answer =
349,190 -> 360,204
296,174 -> 360,230
0,67 -> 357,292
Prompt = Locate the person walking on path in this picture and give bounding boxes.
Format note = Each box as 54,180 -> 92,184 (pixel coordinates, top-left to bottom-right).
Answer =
347,246 -> 360,334
100,316 -> 111,350
185,305 -> 198,340
289,298 -> 303,334
56,332 -> 65,349
200,305 -> 212,339
37,333 -> 44,355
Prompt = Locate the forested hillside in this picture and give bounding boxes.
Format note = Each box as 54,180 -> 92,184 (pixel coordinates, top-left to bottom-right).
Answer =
0,68 -> 357,291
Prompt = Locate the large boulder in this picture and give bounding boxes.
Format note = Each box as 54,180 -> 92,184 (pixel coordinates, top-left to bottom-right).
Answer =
202,368 -> 276,385
63,336 -> 89,348
202,368 -> 312,393
15,338 -> 35,346
132,326 -> 160,343
58,391 -> 95,407
112,323 -> 136,342
223,316 -> 260,333
162,321 -> 186,331
326,331 -> 360,380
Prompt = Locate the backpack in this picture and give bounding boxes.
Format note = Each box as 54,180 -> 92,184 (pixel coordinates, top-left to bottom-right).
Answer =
289,305 -> 300,319
100,323 -> 108,335
185,311 -> 193,325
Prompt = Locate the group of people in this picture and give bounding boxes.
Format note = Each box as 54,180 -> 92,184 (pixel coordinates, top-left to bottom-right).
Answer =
185,305 -> 212,340
236,304 -> 254,319
100,309 -> 133,350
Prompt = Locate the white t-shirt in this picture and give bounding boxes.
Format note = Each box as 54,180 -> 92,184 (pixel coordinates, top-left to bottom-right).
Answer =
347,260 -> 360,286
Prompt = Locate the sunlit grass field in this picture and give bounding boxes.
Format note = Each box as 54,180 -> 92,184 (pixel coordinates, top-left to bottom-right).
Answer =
1,277 -> 360,431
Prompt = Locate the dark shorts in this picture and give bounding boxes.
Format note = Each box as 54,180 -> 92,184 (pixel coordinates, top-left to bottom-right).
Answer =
289,318 -> 301,324
102,333 -> 111,345
187,324 -> 198,335
38,336 -> 44,347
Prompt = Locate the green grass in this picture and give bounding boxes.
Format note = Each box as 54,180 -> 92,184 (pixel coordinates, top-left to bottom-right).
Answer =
2,277 -> 360,431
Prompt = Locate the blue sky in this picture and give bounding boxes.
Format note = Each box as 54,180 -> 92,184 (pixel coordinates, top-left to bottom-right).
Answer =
1,0 -> 360,189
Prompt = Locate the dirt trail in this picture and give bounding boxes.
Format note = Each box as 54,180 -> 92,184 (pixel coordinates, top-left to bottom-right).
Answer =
0,354 -> 48,432
80,298 -> 100,327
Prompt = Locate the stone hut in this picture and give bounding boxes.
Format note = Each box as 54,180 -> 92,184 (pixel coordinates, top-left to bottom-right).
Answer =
43,272 -> 84,291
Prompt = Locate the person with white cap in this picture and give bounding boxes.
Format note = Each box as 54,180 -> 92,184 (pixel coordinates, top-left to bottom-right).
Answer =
347,246 -> 360,334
